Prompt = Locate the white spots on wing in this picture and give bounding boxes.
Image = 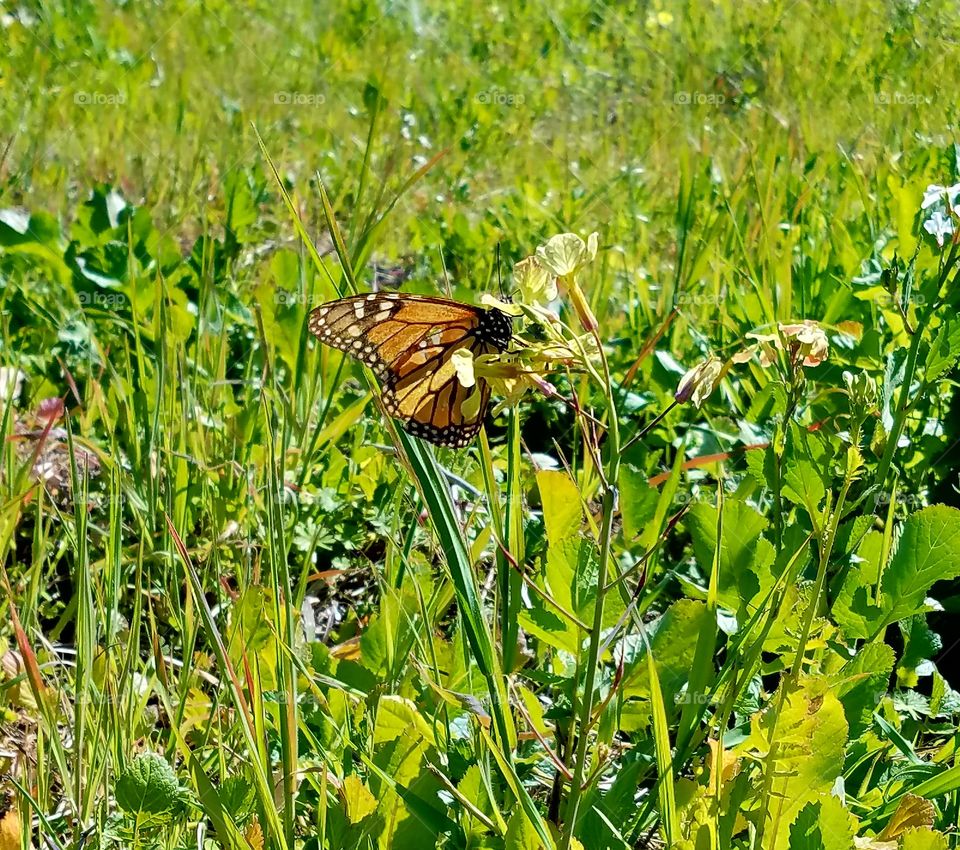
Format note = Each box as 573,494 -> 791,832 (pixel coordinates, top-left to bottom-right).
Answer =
352,340 -> 363,349
367,293 -> 377,301
353,303 -> 365,319
373,309 -> 392,322
347,324 -> 363,337
386,293 -> 400,299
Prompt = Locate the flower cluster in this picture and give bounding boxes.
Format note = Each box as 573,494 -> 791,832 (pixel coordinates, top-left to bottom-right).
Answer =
455,232 -> 603,412
452,232 -> 836,419
732,320 -> 830,369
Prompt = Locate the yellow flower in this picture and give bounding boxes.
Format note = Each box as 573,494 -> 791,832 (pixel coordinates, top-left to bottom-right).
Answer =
513,255 -> 557,306
732,320 -> 829,369
534,232 -> 600,333
778,320 -> 829,366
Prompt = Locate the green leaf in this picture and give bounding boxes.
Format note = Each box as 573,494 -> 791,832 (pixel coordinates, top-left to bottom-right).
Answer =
115,753 -> 188,818
686,499 -> 775,620
619,465 -> 659,541
374,696 -> 436,747
537,469 -> 583,547
898,616 -> 941,687
831,641 -> 894,739
621,599 -> 711,710
746,677 -> 848,850
505,808 -> 541,850
880,506 -> 960,623
899,828 -> 950,850
342,774 -> 378,824
925,316 -> 960,385
519,537 -> 599,654
788,795 -> 857,850
780,423 -> 832,515
834,506 -> 960,637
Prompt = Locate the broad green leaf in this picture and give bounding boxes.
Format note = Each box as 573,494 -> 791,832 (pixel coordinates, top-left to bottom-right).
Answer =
342,775 -> 378,824
505,808 -> 541,850
788,795 -> 857,850
537,469 -> 583,547
831,641 -> 895,739
520,600 -> 579,654
834,507 -> 960,637
686,499 -> 775,619
925,316 -> 960,385
116,753 -> 188,818
374,696 -> 436,747
899,828 -> 950,850
619,465 -> 659,541
781,423 -> 832,515
518,537 -> 602,653
457,764 -> 502,836
621,600 -> 711,711
880,506 -> 960,623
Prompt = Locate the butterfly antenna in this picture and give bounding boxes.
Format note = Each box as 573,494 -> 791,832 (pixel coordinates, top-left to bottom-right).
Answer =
438,246 -> 453,299
495,242 -> 513,303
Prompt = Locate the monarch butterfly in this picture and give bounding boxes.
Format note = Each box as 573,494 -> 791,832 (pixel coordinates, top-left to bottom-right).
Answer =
308,292 -> 513,448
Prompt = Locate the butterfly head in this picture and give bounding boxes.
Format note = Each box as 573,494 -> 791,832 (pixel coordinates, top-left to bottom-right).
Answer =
478,306 -> 514,352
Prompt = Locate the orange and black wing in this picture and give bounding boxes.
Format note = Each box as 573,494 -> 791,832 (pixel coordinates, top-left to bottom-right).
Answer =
308,293 -> 510,447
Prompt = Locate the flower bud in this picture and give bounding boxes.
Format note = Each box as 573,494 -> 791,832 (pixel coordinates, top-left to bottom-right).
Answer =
675,357 -> 724,408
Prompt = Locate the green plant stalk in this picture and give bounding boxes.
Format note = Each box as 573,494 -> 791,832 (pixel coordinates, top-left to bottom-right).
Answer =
263,397 -> 298,849
502,409 -> 524,671
65,419 -> 96,833
757,446 -> 857,846
874,248 -> 960,492
560,317 -> 621,849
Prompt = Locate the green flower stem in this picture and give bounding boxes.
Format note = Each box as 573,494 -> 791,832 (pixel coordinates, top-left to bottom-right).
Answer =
756,437 -> 859,847
874,246 -> 960,493
560,319 -> 621,849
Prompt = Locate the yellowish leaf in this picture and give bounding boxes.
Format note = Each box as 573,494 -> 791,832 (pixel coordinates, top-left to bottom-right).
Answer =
342,774 -> 378,824
878,794 -> 936,841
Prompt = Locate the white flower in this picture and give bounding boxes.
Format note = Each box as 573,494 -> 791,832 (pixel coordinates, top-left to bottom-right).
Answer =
923,209 -> 955,248
921,182 -> 960,211
450,348 -> 477,388
535,232 -> 599,279
921,183 -> 960,249
0,367 -> 26,404
513,255 -> 557,306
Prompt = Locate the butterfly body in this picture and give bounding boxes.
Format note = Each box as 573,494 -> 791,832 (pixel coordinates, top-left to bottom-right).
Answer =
308,293 -> 512,447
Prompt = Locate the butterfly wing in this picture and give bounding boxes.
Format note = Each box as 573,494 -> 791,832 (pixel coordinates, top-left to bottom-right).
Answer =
384,335 -> 499,447
308,293 -> 503,447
